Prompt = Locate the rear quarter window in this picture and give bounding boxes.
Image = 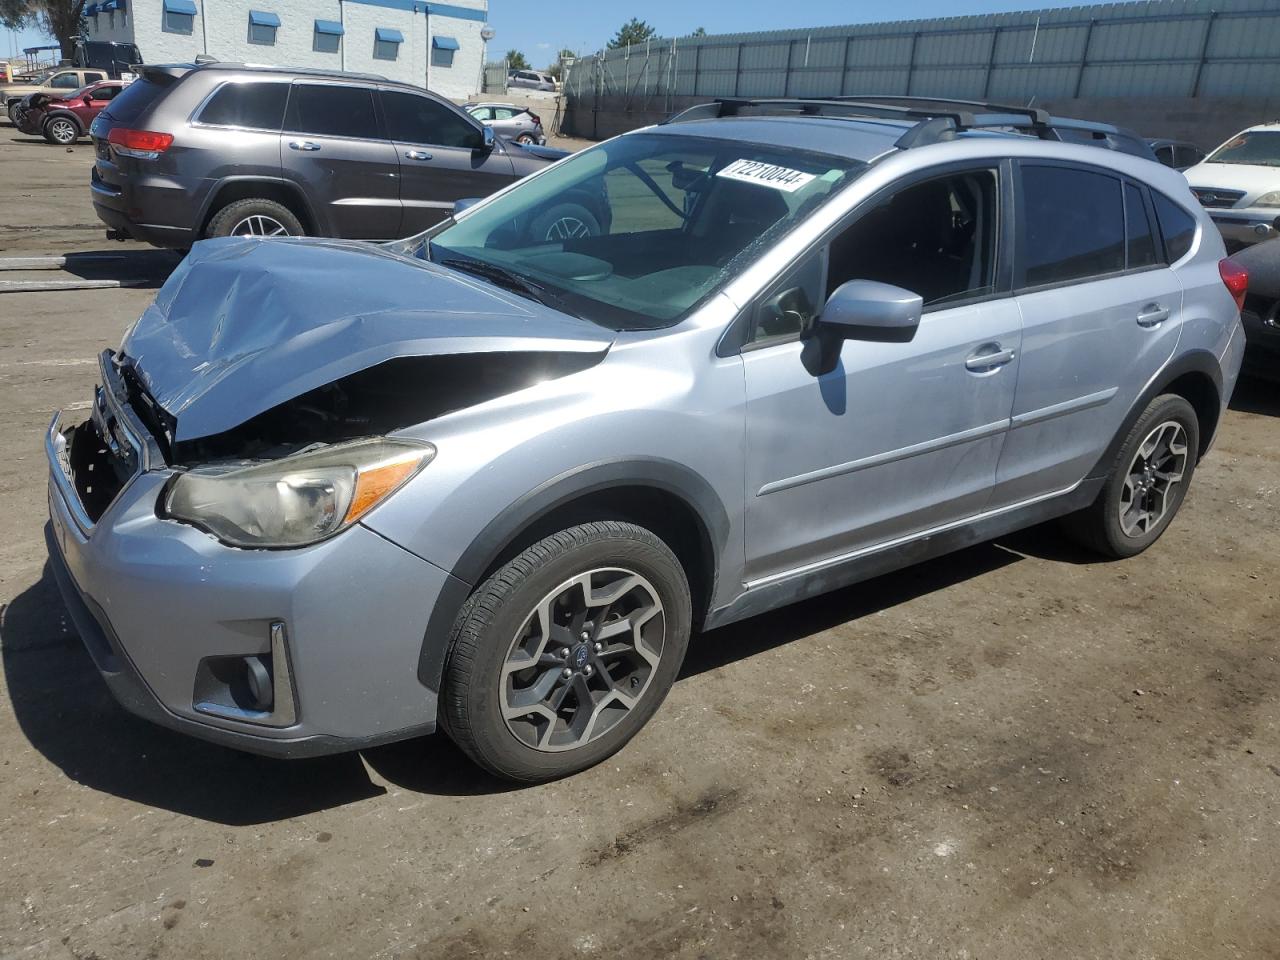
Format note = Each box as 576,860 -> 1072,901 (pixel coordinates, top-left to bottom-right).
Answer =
1152,192 -> 1198,262
197,82 -> 289,130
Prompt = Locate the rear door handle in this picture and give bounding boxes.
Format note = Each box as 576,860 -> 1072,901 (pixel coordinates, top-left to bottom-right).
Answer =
288,140 -> 320,152
1136,304 -> 1170,327
965,345 -> 1016,372
404,150 -> 433,161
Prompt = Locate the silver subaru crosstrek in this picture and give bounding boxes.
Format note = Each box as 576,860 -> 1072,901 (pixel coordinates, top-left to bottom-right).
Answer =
46,97 -> 1246,782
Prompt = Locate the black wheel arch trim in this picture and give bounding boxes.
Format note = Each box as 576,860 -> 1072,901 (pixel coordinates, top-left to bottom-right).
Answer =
197,176 -> 324,237
44,109 -> 85,131
415,457 -> 730,691
1087,348 -> 1223,480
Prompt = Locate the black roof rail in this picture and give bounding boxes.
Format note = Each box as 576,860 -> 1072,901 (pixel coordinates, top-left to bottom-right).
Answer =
662,95 -> 1155,160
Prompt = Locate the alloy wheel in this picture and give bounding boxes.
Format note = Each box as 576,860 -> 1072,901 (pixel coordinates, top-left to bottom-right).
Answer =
501,568 -> 665,752
543,216 -> 590,241
1118,420 -> 1188,537
230,214 -> 292,237
49,118 -> 76,144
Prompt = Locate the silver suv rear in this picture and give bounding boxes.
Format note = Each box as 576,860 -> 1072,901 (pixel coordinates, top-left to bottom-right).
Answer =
88,62 -> 567,248
49,97 -> 1246,782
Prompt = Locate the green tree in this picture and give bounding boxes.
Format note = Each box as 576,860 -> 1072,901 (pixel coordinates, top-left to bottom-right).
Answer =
691,27 -> 707,37
505,49 -> 530,70
1,0 -> 88,61
546,48 -> 576,80
608,17 -> 657,49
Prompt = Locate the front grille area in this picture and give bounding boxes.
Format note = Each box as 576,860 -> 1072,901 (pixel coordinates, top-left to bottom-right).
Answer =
1192,187 -> 1246,208
65,415 -> 135,523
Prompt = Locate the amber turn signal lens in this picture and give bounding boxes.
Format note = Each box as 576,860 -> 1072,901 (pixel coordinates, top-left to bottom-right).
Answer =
343,451 -> 425,524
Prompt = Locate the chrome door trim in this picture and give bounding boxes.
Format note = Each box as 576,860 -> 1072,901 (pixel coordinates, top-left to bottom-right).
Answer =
1008,387 -> 1118,429
757,418 -> 1009,496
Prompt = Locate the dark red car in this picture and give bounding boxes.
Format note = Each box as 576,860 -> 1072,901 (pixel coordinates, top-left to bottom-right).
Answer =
18,79 -> 126,145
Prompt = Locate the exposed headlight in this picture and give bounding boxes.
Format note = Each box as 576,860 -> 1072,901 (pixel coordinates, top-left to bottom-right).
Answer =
1254,191 -> 1280,208
163,438 -> 435,548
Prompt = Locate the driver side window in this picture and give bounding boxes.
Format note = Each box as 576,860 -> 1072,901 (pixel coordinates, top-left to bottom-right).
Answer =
826,168 -> 998,307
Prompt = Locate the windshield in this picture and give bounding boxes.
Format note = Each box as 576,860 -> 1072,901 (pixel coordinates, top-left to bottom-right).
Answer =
424,133 -> 863,330
1206,131 -> 1280,167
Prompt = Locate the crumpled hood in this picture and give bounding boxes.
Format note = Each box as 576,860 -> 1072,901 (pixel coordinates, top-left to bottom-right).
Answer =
121,236 -> 613,442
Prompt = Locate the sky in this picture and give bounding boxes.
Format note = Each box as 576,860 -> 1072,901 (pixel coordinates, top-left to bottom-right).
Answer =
5,0 -> 1089,68
490,0 -> 1087,68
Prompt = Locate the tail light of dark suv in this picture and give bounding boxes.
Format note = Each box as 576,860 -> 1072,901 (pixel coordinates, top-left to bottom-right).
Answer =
107,127 -> 174,160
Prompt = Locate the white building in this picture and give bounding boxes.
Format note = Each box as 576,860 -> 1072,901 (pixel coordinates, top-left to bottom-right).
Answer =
86,0 -> 489,102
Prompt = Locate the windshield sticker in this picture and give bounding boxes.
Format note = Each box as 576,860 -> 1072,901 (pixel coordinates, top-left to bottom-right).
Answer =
715,159 -> 817,193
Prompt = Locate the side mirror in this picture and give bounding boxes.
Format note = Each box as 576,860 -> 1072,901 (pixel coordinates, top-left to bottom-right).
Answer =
804,279 -> 922,376
452,197 -> 482,217
83,94 -> 94,104
481,126 -> 495,151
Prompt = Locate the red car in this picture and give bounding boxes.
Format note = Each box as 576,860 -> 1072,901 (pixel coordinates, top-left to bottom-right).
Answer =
18,79 -> 126,145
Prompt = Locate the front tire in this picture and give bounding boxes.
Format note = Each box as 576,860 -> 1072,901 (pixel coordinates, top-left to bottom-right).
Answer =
6,101 -> 21,126
1063,394 -> 1199,558
44,116 -> 79,145
441,521 -> 692,783
205,198 -> 304,239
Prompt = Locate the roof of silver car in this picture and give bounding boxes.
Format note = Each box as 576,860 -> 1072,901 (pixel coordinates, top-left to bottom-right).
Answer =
659,96 -> 1152,163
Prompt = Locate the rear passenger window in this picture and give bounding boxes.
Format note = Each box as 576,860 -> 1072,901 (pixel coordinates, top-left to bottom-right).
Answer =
285,84 -> 379,140
198,82 -> 289,130
1124,183 -> 1158,270
1152,192 -> 1198,262
1020,165 -> 1124,287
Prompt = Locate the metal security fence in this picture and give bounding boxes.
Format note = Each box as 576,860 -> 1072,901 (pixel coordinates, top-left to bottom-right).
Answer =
562,0 -> 1280,138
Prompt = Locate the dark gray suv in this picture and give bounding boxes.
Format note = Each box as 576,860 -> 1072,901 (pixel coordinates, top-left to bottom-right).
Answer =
89,62 -> 571,248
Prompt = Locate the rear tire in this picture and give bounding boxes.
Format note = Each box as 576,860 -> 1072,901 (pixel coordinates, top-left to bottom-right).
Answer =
6,101 -> 21,126
1062,393 -> 1200,559
441,521 -> 692,783
205,198 -> 304,239
516,133 -> 536,145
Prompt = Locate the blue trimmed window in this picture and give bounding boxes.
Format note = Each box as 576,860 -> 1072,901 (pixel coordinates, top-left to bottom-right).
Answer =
248,10 -> 280,46
314,19 -> 343,54
431,35 -> 458,68
374,27 -> 403,62
163,0 -> 196,35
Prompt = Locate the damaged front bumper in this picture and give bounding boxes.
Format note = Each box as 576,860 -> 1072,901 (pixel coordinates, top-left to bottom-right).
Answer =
43,355 -> 454,758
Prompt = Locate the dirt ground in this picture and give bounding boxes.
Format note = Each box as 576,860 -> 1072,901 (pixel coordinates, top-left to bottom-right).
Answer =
1,118 -> 1278,960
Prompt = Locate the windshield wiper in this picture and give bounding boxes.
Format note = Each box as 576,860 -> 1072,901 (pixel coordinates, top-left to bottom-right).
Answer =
440,257 -> 559,308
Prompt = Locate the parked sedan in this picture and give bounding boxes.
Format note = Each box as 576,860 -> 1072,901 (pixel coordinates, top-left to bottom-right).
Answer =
19,79 -> 126,144
1147,138 -> 1204,171
1232,236 -> 1280,380
465,102 -> 546,145
508,69 -> 556,92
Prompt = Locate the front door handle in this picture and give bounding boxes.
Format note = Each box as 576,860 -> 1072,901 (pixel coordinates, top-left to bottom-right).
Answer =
965,345 -> 1016,372
1136,303 -> 1171,328
288,140 -> 320,152
404,149 -> 433,161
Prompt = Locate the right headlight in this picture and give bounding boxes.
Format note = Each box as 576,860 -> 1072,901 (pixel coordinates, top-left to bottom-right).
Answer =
162,437 -> 435,548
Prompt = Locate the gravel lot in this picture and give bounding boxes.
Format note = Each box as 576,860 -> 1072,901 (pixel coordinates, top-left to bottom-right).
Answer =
1,118 -> 1278,960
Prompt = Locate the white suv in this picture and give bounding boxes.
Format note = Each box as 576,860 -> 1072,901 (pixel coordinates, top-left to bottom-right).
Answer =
1184,123 -> 1280,250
